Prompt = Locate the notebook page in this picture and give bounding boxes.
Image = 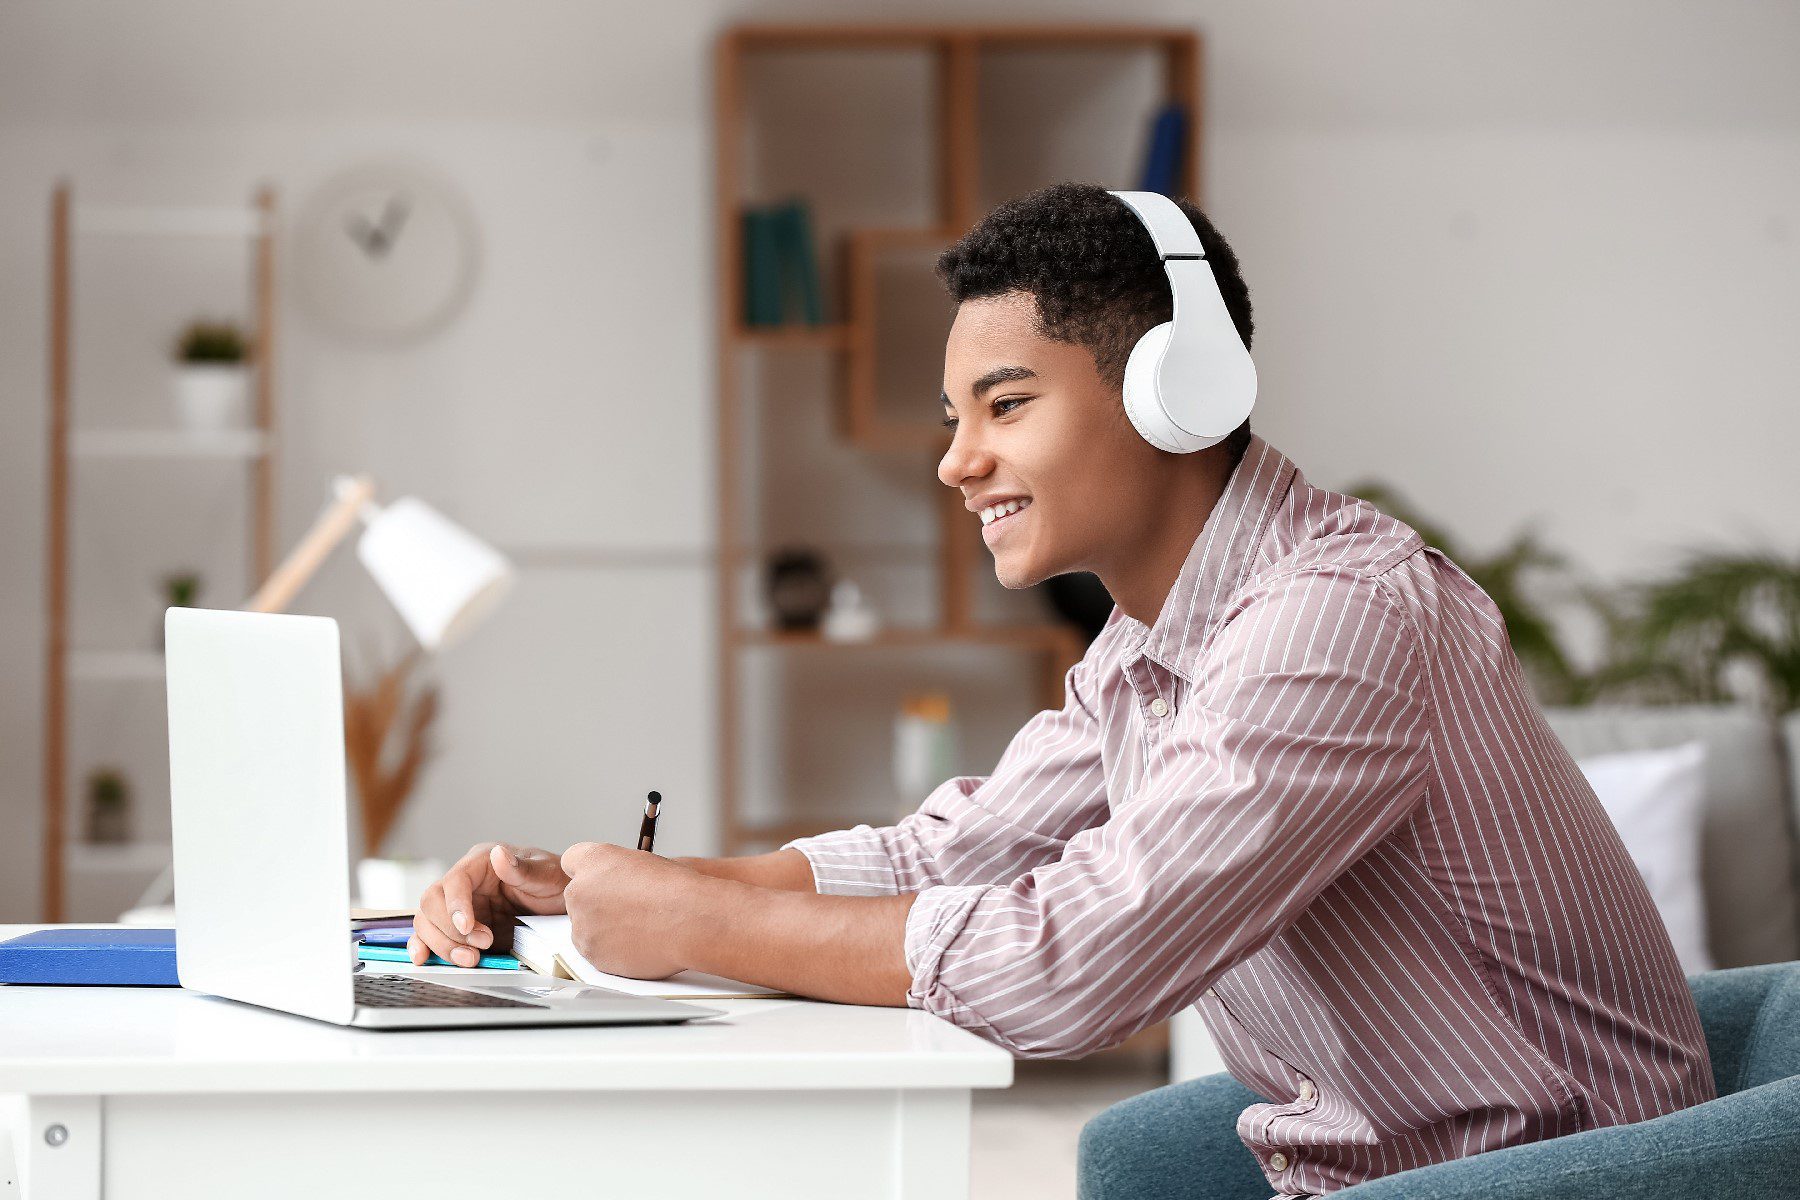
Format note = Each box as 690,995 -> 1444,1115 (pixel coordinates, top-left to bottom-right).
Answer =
514,915 -> 786,999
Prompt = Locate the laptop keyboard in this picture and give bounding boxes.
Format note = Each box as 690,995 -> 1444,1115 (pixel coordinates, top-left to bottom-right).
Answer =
354,974 -> 537,1009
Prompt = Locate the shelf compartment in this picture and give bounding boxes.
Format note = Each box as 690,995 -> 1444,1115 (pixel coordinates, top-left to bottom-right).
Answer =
44,182 -> 280,922
71,429 -> 271,460
68,651 -> 165,682
976,41 -> 1188,214
66,841 -> 172,873
732,816 -> 897,846
736,624 -> 1081,653
730,24 -> 1207,50
843,228 -> 959,453
732,323 -> 853,350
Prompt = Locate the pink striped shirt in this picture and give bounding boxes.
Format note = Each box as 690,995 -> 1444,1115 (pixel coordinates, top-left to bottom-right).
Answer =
789,433 -> 1713,1196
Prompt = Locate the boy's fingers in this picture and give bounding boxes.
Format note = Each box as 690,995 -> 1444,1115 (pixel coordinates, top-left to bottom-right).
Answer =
411,920 -> 467,967
416,883 -> 471,955
441,864 -> 480,935
492,844 -> 567,895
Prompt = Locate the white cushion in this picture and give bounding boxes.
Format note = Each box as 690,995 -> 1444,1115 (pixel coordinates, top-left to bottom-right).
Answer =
1576,741 -> 1713,973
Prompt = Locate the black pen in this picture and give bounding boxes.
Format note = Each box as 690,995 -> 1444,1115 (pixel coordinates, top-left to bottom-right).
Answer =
636,790 -> 662,853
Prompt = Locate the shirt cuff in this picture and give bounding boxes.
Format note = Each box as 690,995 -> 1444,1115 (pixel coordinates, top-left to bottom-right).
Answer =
902,883 -> 987,1008
782,825 -> 901,896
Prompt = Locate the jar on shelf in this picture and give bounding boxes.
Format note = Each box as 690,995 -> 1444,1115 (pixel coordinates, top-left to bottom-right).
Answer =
893,692 -> 956,820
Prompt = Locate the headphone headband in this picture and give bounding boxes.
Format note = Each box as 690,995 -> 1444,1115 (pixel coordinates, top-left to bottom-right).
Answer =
1107,189 -> 1257,454
1110,190 -> 1205,260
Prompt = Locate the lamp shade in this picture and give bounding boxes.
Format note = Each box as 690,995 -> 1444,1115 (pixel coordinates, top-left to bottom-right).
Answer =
355,497 -> 513,651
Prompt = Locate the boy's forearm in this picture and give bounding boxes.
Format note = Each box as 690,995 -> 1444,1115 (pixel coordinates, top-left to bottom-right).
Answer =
678,847 -> 817,893
678,876 -> 917,1007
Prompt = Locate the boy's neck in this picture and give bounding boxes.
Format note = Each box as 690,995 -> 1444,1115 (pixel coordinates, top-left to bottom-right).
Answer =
1100,454 -> 1233,628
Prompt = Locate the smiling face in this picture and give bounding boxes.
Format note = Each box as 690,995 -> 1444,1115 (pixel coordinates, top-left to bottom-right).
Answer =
938,290 -> 1178,592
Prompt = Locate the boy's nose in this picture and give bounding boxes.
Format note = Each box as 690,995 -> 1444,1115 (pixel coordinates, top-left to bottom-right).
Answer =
938,430 -> 994,489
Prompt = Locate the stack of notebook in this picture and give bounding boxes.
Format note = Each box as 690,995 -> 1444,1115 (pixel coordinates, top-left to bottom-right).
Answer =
510,915 -> 786,1000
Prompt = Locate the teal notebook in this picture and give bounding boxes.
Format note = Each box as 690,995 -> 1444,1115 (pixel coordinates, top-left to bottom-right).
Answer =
356,943 -> 520,971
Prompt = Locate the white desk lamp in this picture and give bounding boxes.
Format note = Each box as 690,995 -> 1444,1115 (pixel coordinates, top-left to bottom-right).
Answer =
121,477 -> 512,923
245,475 -> 513,648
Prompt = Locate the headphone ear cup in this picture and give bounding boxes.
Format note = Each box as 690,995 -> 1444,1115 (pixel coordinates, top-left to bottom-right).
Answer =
1122,322 -> 1189,454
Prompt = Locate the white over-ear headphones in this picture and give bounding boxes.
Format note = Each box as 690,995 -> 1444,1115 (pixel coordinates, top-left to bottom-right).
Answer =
1107,190 -> 1257,454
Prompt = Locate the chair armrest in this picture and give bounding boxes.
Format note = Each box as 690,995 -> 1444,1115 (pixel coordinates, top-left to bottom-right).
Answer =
1334,1076 -> 1800,1200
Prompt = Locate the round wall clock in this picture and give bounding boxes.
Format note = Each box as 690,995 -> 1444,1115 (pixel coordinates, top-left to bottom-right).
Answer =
293,162 -> 479,344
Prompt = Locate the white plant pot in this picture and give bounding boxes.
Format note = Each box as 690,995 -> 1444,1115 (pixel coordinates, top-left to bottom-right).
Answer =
172,363 -> 249,431
355,857 -> 445,911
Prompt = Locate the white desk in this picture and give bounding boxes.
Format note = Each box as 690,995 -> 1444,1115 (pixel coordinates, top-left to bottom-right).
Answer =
0,925 -> 1012,1199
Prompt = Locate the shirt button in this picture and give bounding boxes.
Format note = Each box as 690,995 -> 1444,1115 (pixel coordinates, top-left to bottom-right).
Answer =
1148,697 -> 1169,718
1206,987 -> 1218,999
1297,1081 -> 1316,1102
1268,1152 -> 1289,1172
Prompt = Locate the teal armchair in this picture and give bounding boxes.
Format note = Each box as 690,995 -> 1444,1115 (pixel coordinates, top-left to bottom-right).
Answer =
1079,961 -> 1800,1199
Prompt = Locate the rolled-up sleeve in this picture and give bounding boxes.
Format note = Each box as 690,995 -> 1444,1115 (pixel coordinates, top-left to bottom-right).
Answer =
904,568 -> 1433,1059
785,634 -> 1113,897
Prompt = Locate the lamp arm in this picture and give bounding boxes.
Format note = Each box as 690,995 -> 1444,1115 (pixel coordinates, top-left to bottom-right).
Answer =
243,475 -> 378,614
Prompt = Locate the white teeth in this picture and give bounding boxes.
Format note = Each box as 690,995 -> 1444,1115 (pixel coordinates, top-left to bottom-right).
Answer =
978,498 -> 1030,526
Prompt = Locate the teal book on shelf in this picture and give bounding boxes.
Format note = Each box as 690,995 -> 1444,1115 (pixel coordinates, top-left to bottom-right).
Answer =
742,199 -> 826,327
742,207 -> 786,326
775,200 -> 825,325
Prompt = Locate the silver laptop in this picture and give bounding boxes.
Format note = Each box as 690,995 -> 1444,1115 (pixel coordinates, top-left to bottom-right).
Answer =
165,606 -> 720,1029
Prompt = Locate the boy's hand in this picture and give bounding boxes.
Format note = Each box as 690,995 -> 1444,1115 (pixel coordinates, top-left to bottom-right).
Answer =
410,842 -> 569,967
561,842 -> 708,980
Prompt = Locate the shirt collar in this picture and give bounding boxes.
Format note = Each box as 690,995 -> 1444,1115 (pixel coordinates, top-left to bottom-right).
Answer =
1124,432 -> 1298,679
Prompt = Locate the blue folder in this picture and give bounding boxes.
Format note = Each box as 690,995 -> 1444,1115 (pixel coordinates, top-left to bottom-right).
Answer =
0,927 -> 180,987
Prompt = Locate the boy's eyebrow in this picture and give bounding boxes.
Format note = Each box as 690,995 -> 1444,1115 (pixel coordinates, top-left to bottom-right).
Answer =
939,364 -> 1040,408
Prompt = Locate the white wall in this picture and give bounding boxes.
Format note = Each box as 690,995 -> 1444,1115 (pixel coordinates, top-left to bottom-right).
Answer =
2,0 -> 1796,920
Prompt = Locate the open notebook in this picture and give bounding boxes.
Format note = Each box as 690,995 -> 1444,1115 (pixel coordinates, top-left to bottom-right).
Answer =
510,915 -> 787,1000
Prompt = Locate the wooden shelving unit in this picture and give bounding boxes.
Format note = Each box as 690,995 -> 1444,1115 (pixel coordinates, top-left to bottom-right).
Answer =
41,182 -> 279,921
714,24 -> 1201,854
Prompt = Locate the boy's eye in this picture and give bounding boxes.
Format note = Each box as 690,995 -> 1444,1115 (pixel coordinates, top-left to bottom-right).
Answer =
941,396 -> 1030,428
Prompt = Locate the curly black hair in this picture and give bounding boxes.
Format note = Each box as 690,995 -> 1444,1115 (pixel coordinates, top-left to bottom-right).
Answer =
936,182 -> 1254,464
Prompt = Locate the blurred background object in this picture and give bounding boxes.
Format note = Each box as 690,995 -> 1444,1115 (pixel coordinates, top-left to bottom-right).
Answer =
893,690 -> 956,820
81,766 -> 131,846
343,644 -> 439,861
169,318 -> 250,431
1352,480 -> 1800,715
247,475 -> 514,650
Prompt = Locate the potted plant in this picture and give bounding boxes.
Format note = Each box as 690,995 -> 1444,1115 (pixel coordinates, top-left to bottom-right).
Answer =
155,570 -> 202,649
85,767 -> 132,844
1603,548 -> 1800,714
171,319 -> 250,431
1348,480 -> 1800,714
